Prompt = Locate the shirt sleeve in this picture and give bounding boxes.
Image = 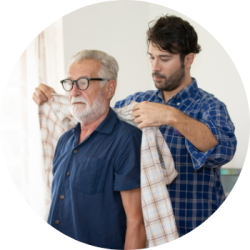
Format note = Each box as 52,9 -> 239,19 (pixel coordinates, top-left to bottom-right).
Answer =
114,129 -> 142,191
185,100 -> 237,170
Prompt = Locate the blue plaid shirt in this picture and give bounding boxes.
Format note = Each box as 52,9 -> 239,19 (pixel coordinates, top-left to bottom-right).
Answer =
114,78 -> 237,237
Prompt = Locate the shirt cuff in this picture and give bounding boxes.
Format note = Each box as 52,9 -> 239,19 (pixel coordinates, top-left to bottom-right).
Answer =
114,173 -> 140,191
185,119 -> 220,170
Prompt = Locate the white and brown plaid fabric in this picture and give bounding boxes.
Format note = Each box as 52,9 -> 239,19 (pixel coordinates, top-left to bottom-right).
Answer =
39,94 -> 179,247
39,94 -> 78,188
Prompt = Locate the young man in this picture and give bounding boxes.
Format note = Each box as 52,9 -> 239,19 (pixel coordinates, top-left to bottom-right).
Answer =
33,15 -> 237,237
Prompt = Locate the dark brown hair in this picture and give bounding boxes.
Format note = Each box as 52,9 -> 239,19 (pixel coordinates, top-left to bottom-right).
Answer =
147,15 -> 201,62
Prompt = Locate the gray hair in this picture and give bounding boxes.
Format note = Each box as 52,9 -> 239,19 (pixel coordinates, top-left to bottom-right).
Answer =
68,50 -> 119,86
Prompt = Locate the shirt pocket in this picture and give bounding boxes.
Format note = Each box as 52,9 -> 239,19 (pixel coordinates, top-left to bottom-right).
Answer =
71,156 -> 110,194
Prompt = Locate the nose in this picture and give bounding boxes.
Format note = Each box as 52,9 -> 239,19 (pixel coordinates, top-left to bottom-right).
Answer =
151,58 -> 161,72
70,81 -> 81,96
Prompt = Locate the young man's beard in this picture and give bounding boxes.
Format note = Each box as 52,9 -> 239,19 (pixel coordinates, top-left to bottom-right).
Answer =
153,64 -> 185,92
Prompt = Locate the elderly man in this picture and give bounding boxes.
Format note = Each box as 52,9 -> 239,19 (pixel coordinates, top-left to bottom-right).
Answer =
42,50 -> 145,249
33,15 -> 237,238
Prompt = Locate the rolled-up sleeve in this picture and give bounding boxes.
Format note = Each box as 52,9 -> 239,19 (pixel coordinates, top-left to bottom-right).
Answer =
185,101 -> 237,170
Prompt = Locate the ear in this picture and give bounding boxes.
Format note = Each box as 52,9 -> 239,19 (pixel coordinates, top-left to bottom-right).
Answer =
105,80 -> 117,100
184,53 -> 195,69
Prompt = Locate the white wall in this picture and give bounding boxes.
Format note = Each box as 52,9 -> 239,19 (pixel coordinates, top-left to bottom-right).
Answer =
62,1 -> 249,169
62,1 -> 152,101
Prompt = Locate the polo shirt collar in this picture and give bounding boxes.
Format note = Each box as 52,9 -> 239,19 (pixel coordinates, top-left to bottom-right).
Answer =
95,107 -> 117,135
157,77 -> 198,103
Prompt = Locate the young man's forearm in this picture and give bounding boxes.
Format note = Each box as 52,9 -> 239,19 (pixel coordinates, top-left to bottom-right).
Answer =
169,108 -> 218,152
132,101 -> 218,152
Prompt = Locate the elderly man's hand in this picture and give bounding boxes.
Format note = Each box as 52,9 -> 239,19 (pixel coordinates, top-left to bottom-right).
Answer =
132,101 -> 176,129
32,84 -> 56,106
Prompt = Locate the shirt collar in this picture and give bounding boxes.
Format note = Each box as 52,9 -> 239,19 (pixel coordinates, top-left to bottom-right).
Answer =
156,89 -> 164,102
95,107 -> 117,135
157,77 -> 198,103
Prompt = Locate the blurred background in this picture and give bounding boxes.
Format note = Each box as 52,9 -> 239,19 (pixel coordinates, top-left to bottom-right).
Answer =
0,1 -> 248,220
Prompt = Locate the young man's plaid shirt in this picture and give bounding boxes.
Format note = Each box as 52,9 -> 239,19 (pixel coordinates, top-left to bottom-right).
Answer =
114,78 -> 237,236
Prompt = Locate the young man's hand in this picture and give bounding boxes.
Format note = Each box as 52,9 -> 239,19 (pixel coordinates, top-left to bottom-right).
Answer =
32,83 -> 56,106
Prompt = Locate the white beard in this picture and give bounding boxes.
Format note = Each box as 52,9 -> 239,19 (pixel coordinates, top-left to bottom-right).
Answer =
69,89 -> 107,124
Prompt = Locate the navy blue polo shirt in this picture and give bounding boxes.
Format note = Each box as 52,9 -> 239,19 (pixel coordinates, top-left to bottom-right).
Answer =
47,108 -> 142,249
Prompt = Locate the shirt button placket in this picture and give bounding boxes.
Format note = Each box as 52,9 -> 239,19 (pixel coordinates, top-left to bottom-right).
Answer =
54,149 -> 76,229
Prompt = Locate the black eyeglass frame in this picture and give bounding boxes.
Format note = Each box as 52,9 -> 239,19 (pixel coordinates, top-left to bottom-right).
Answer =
60,77 -> 110,92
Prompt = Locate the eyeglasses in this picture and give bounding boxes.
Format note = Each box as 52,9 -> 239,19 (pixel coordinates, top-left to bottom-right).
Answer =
60,77 -> 109,92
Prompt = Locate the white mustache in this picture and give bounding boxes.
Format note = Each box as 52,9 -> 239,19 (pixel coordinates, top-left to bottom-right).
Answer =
71,96 -> 88,105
